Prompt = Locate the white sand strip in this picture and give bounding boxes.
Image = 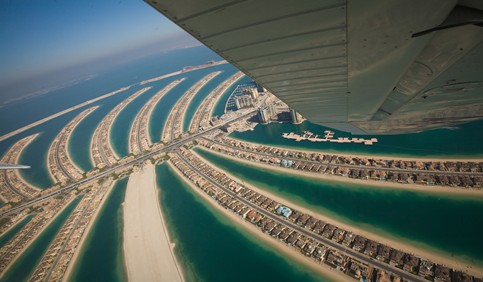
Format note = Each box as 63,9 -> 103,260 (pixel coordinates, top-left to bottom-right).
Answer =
123,163 -> 184,282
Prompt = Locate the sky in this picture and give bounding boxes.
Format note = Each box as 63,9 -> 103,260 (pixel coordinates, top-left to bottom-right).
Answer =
0,0 -> 197,90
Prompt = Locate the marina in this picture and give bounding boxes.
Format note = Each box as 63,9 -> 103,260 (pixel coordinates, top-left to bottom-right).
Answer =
282,131 -> 378,146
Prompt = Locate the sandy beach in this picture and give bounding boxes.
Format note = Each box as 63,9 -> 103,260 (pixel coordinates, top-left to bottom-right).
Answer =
192,148 -> 483,277
230,135 -> 483,162
123,163 -> 184,282
199,146 -> 483,197
167,161 -> 353,282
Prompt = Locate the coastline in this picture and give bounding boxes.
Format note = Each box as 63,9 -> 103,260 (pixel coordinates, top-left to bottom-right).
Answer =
63,181 -> 117,282
122,163 -> 184,282
230,134 -> 483,162
167,161 -> 351,282
199,146 -> 483,197
192,148 -> 483,277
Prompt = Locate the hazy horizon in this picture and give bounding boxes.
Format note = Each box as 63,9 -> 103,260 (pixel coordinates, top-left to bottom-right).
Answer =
0,0 -> 196,105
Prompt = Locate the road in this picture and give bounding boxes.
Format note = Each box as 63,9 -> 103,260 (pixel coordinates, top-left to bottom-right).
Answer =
175,151 -> 427,282
2,172 -> 28,199
0,110 -> 257,218
54,136 -> 75,181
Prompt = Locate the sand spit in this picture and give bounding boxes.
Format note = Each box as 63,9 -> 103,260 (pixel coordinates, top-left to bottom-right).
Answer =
123,163 -> 184,282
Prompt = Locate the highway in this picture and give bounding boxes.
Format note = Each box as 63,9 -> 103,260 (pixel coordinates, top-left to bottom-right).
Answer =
0,110 -> 257,218
175,151 -> 427,282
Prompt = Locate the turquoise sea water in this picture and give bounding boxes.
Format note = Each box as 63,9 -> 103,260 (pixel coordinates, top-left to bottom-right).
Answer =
155,163 -> 332,282
70,179 -> 127,282
231,120 -> 483,158
0,45 -> 482,281
194,148 -> 483,267
0,197 -> 81,282
0,214 -> 34,249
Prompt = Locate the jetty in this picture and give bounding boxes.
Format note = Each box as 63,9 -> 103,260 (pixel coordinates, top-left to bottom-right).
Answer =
282,131 -> 378,146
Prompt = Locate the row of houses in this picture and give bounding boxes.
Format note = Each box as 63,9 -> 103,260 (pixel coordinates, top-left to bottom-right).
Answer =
200,139 -> 483,189
217,136 -> 483,174
172,146 -> 481,282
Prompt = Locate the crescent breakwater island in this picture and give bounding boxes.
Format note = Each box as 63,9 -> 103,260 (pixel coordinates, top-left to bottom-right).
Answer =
0,60 -> 482,282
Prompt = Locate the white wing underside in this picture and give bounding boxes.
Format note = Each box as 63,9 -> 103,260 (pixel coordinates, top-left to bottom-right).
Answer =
146,0 -> 483,134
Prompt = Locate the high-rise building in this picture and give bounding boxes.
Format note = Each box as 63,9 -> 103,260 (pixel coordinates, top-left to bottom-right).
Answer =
254,82 -> 265,93
290,108 -> 303,124
250,88 -> 259,100
258,106 -> 270,124
243,88 -> 259,100
268,104 -> 277,119
235,95 -> 253,110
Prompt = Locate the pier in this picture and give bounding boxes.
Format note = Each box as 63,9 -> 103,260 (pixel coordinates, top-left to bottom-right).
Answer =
282,131 -> 378,145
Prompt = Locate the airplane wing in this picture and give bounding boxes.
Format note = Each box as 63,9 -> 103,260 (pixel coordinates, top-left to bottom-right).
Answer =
146,0 -> 483,134
0,164 -> 30,170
